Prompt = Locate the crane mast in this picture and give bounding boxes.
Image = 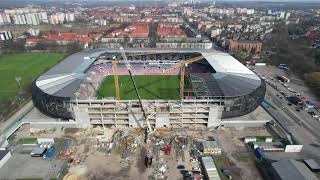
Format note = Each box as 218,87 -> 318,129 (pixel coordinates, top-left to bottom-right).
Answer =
163,55 -> 206,98
119,47 -> 152,133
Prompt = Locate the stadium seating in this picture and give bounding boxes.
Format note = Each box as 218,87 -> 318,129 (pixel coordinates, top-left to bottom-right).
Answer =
77,61 -> 180,99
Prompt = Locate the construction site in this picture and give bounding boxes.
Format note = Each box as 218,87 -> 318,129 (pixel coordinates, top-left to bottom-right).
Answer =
0,121 -> 269,180
0,48 -> 272,179
32,48 -> 266,129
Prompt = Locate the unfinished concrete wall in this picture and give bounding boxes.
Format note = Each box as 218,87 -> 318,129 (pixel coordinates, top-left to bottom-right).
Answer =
207,106 -> 223,127
129,113 -> 144,128
73,106 -> 91,128
155,113 -> 170,128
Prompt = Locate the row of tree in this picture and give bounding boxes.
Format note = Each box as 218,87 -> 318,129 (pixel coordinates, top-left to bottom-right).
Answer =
1,39 -> 83,55
264,23 -> 320,98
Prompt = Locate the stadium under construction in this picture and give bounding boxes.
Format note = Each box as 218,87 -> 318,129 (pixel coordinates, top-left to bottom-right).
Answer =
32,48 -> 266,129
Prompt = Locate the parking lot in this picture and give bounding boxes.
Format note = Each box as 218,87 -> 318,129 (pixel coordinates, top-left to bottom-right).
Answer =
0,148 -> 65,179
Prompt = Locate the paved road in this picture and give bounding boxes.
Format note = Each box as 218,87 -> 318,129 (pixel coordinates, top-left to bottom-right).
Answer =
253,66 -> 320,161
0,100 -> 34,138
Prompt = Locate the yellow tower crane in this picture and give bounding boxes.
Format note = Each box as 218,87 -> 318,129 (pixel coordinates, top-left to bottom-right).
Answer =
112,56 -> 120,100
163,55 -> 207,99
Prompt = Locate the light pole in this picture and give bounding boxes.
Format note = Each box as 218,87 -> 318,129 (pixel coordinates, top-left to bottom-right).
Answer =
15,76 -> 21,89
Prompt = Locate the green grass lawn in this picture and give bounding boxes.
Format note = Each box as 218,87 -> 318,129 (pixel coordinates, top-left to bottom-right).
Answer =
97,75 -> 180,100
233,152 -> 251,162
0,53 -> 65,101
18,137 -> 37,144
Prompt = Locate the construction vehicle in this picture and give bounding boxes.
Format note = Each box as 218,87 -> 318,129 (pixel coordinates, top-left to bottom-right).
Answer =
163,55 -> 207,98
119,47 -> 153,135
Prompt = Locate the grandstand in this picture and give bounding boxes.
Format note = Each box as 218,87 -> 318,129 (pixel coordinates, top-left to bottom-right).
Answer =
32,48 -> 266,128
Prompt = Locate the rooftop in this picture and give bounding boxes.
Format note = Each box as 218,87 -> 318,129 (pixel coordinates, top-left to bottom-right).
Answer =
35,48 -> 261,99
304,159 -> 320,171
0,149 -> 10,160
272,159 -> 319,180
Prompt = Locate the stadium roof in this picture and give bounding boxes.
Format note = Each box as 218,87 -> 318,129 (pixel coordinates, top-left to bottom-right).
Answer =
35,48 -> 262,98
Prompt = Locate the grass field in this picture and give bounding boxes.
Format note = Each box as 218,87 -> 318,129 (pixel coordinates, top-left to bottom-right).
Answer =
0,53 -> 65,101
97,75 -> 180,100
18,137 -> 37,144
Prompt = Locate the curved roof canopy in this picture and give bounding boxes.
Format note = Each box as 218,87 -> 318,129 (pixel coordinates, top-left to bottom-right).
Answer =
35,48 -> 262,98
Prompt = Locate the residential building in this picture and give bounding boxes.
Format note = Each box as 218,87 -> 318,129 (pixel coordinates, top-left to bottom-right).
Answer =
156,37 -> 212,49
228,39 -> 262,53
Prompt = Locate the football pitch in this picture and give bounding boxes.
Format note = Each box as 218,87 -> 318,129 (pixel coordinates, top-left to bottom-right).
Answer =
97,75 -> 181,100
0,53 -> 65,101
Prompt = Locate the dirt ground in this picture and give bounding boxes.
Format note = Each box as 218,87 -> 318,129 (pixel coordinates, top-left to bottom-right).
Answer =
62,127 -> 268,180
215,127 -> 268,180
7,125 -> 269,180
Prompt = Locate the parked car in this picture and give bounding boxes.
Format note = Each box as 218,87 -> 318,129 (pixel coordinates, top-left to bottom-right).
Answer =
313,114 -> 319,118
308,111 -> 316,117
190,158 -> 198,163
192,167 -> 201,172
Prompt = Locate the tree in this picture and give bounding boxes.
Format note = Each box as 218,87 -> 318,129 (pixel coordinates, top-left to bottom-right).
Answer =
314,50 -> 320,65
66,41 -> 83,54
3,39 -> 26,52
34,41 -> 58,51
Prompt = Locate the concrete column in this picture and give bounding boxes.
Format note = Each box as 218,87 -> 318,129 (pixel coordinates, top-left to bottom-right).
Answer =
73,106 -> 91,128
207,106 -> 223,127
155,113 -> 170,128
129,113 -> 143,128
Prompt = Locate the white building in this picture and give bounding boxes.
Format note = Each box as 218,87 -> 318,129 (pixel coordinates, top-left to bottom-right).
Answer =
57,13 -> 65,24
211,28 -> 222,38
285,12 -> 291,20
28,28 -> 40,36
0,31 -> 13,41
13,14 -> 27,25
65,13 -> 75,22
0,13 -> 11,25
247,9 -> 255,15
279,12 -> 286,19
39,12 -> 48,23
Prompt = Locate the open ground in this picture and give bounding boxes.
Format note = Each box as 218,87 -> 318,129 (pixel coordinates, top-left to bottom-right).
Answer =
0,53 -> 65,101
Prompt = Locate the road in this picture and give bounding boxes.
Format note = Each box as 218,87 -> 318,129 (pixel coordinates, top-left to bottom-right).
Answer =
0,100 -> 34,138
253,66 -> 320,161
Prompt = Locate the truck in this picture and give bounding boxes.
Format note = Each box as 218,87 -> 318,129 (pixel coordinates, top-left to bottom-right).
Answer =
262,100 -> 274,109
44,146 -> 56,159
30,147 -> 47,157
255,147 -> 266,160
278,64 -> 289,70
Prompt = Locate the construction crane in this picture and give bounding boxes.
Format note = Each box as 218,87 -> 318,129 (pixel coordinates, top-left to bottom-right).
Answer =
112,56 -> 120,100
119,47 -> 153,133
163,55 -> 207,98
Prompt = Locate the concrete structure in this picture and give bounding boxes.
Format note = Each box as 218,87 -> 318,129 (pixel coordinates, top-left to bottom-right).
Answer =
201,156 -> 221,180
202,141 -> 222,155
32,48 -> 266,129
0,149 -> 11,169
271,159 -> 318,180
304,159 -> 320,172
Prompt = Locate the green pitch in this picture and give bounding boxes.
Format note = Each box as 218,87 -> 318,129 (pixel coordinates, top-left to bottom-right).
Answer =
97,75 -> 180,100
0,53 -> 65,101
